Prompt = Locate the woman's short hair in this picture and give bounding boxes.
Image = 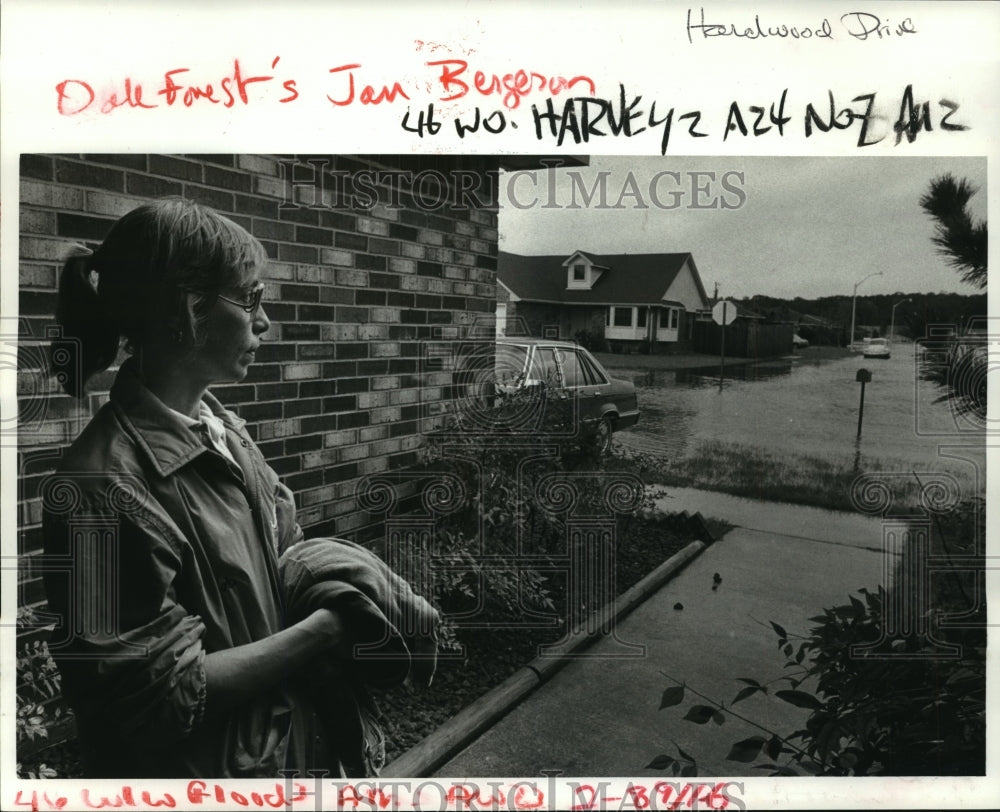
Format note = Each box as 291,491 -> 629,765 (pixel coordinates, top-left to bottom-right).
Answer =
53,197 -> 267,397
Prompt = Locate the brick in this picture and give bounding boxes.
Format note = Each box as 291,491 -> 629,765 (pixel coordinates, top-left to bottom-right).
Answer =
336,268 -> 369,287
149,155 -> 203,182
125,173 -> 183,198
302,414 -> 340,434
357,324 -> 388,341
389,223 -> 418,242
234,194 -> 279,219
184,184 -> 234,212
370,406 -> 402,424
359,425 -> 389,442
319,287 -> 354,305
356,217 -> 390,237
238,155 -> 280,176
19,264 -> 56,289
368,238 -> 399,256
335,232 -> 367,252
285,397 -> 323,417
285,434 -> 323,454
282,363 -> 321,381
295,265 -> 336,285
20,155 -> 53,181
338,411 -> 370,429
320,248 -> 354,267
372,375 -> 401,391
84,189 -> 150,217
356,360 -> 389,376
19,237 -> 71,263
295,225 -> 332,246
278,242 -> 317,263
400,242 -> 426,260
337,377 -> 369,394
281,283 -> 320,302
370,308 -> 401,323
358,457 -> 390,475
323,430 -> 358,448
20,209 -> 56,236
251,218 -> 295,241
187,154 -> 235,167
256,418 -> 302,440
21,181 -> 84,210
418,228 -> 444,246
298,343 -> 337,359
299,304 -> 336,321
283,323 -> 321,341
321,323 -> 359,341
371,342 -> 401,358
340,444 -> 370,462
321,395 -> 356,413
254,177 -> 290,200
335,343 -> 368,360
56,212 -> 115,241
266,261 -> 296,281
56,160 -> 125,191
278,205 -> 320,225
355,254 -> 386,271
80,154 -> 147,170
355,289 -> 385,306
387,292 -> 415,308
300,484 -> 338,506
358,391 -> 389,409
205,164 -> 253,192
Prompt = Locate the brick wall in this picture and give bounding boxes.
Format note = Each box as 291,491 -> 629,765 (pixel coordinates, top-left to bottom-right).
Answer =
16,153 -> 503,612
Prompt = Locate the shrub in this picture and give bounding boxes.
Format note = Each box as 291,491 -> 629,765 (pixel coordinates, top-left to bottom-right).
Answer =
419,387 -> 647,643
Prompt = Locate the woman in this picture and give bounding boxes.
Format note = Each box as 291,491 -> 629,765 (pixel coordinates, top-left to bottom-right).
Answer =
42,197 -> 433,778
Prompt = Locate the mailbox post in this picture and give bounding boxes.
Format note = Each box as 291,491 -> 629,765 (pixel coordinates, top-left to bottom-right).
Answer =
856,368 -> 872,439
712,300 -> 736,391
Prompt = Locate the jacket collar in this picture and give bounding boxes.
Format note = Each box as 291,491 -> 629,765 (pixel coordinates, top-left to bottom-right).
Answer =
110,359 -> 247,478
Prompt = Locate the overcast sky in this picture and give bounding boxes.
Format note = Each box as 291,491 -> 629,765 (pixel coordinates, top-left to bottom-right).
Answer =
497,156 -> 988,300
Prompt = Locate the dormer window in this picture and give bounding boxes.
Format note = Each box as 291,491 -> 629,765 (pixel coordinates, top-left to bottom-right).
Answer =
566,254 -> 599,290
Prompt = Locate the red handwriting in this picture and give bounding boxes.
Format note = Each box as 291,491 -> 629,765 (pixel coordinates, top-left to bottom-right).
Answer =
327,64 -> 411,106
55,57 -> 298,115
445,783 -> 545,810
428,59 -> 595,109
186,781 -> 310,807
13,791 -> 69,811
570,781 -> 740,811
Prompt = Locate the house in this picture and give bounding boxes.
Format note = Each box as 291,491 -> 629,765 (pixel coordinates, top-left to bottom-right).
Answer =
497,250 -> 712,352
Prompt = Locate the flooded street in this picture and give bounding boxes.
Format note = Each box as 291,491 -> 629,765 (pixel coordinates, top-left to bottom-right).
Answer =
608,344 -> 986,492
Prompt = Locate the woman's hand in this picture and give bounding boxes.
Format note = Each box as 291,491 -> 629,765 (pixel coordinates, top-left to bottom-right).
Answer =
202,608 -> 350,718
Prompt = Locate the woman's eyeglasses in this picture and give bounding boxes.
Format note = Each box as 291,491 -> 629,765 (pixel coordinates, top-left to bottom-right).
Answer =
218,283 -> 265,316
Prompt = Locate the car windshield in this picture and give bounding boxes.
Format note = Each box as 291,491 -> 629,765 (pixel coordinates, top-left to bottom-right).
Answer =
495,344 -> 529,385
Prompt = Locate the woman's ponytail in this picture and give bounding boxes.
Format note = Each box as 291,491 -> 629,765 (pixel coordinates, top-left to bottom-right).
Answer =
53,246 -> 121,398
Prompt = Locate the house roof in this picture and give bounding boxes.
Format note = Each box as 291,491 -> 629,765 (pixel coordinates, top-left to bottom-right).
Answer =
498,251 -> 710,307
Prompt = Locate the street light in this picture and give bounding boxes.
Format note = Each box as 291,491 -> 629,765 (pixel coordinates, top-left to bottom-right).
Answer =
849,271 -> 884,350
890,297 -> 911,343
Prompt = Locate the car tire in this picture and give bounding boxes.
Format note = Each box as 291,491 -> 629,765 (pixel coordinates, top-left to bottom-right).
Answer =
594,415 -> 615,455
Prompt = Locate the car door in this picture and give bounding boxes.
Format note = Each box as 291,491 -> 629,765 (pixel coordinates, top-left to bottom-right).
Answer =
557,346 -> 607,426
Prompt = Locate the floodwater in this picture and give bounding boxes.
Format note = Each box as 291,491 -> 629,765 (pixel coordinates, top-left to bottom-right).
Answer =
613,343 -> 987,488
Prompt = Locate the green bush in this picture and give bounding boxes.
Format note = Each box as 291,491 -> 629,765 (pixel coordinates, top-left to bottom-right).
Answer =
421,388 -> 646,642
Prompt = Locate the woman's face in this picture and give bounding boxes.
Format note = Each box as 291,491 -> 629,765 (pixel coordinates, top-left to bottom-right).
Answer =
188,269 -> 270,386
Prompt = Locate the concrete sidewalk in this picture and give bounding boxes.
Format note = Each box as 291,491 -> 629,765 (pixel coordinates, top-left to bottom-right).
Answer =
429,491 -> 888,777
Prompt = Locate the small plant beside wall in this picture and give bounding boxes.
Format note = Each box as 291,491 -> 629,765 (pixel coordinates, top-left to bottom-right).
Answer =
15,607 -> 77,778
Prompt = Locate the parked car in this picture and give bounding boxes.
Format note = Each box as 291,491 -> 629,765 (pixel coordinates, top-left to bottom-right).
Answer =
454,337 -> 639,453
863,338 -> 891,359
792,334 -> 809,348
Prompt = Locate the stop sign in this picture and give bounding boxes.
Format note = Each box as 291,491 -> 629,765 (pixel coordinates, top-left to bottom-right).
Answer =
712,300 -> 737,326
